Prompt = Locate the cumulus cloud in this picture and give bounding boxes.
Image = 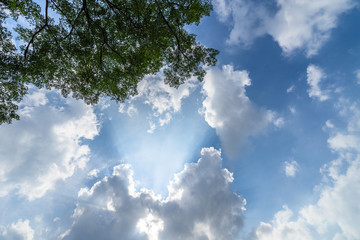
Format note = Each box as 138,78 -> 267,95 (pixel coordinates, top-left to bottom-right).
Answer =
253,100 -> 360,240
306,64 -> 330,101
62,147 -> 245,240
328,101 -> 360,152
255,206 -> 312,240
328,133 -> 360,151
284,160 -> 299,177
254,156 -> 360,240
213,0 -> 357,56
201,65 -> 276,157
0,89 -> 99,200
118,72 -> 197,133
20,88 -> 48,107
0,219 -> 34,240
267,0 -> 356,56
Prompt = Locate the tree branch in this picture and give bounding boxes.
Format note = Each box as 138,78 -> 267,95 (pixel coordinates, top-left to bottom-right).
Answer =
24,0 -> 49,59
103,0 -> 140,31
99,41 -> 105,69
155,1 -> 190,62
50,0 -> 84,41
82,0 -> 124,61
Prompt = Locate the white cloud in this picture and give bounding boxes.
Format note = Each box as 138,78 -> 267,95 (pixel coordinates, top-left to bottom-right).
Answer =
286,85 -> 295,93
118,103 -> 138,117
0,219 -> 34,240
268,0 -> 356,56
87,169 -> 100,178
147,121 -> 157,134
20,88 -> 48,108
137,213 -> 164,240
62,147 -> 245,240
213,0 -> 357,56
325,120 -> 335,129
253,100 -> 360,240
212,0 -> 231,22
213,0 -> 268,46
97,98 -> 111,111
254,155 -> 360,240
136,75 -> 196,115
328,102 -> 360,152
328,133 -> 360,151
284,160 -> 299,177
289,106 -> 296,114
255,206 -> 312,240
306,64 -> 330,101
355,70 -> 360,85
274,117 -> 285,128
303,157 -> 360,239
18,88 -> 49,118
118,72 -> 197,132
0,89 -> 99,200
201,65 -> 276,157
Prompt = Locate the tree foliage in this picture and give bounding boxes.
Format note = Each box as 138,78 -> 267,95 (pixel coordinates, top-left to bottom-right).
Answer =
0,0 -> 218,124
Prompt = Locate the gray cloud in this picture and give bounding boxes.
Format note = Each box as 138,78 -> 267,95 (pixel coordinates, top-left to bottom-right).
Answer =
62,147 -> 245,240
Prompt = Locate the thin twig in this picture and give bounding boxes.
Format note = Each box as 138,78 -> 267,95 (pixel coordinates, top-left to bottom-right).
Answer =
24,0 -> 49,58
155,1 -> 190,62
50,0 -> 84,41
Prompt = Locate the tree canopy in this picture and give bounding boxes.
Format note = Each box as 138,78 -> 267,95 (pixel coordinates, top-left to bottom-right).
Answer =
0,0 -> 218,124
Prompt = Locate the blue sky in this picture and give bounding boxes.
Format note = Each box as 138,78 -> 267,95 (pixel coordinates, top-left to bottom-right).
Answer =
1,0 -> 360,239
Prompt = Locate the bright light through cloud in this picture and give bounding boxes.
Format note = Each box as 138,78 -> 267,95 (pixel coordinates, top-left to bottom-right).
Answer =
137,214 -> 164,240
108,88 -> 210,196
61,147 -> 245,240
